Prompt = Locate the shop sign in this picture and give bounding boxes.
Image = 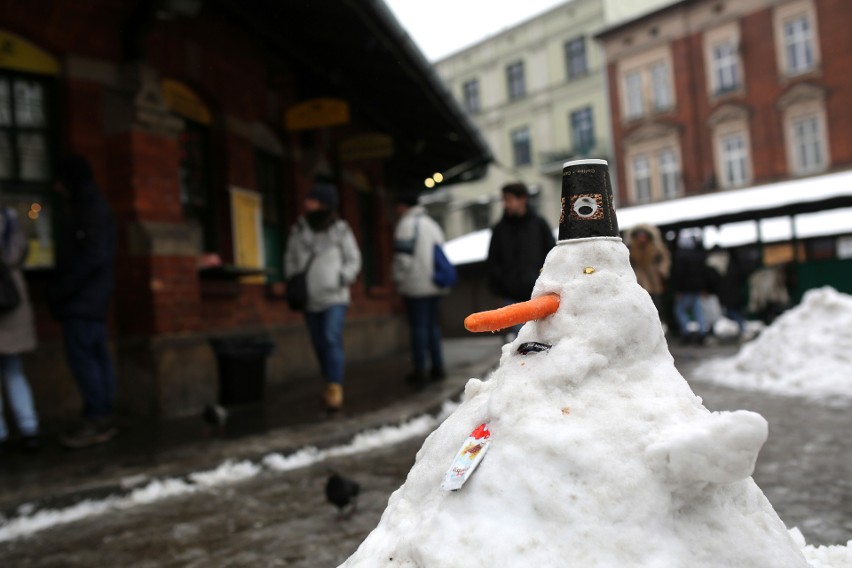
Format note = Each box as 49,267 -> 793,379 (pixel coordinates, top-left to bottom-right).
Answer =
161,79 -> 212,125
285,98 -> 349,131
0,30 -> 59,75
339,133 -> 394,161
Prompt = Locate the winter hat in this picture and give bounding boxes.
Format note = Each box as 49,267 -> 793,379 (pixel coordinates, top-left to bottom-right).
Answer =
558,158 -> 619,242
501,182 -> 529,198
396,190 -> 421,207
307,182 -> 339,210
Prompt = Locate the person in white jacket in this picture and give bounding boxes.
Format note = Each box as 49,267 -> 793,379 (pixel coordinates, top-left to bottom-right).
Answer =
392,192 -> 447,385
285,183 -> 361,411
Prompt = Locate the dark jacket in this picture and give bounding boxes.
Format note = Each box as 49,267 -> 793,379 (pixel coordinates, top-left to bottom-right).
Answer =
49,156 -> 117,321
671,247 -> 709,294
487,209 -> 555,301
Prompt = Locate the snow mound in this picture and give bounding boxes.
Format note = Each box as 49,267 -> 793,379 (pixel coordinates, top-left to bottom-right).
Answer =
341,239 -> 815,568
790,528 -> 852,567
693,287 -> 852,403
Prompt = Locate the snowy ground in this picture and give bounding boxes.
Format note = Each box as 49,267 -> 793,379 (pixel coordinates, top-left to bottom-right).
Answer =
693,287 -> 852,404
0,403 -> 457,544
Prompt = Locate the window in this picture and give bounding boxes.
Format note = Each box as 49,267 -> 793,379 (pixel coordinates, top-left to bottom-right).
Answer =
462,79 -> 480,113
712,41 -> 740,93
506,61 -> 525,100
255,150 -> 285,282
659,150 -> 679,199
511,127 -> 532,167
784,16 -> 814,74
570,107 -> 594,154
179,120 -> 216,252
775,2 -> 820,77
626,137 -> 682,204
625,71 -> 644,118
620,47 -> 676,120
791,115 -> 824,173
720,133 -> 749,187
565,37 -> 587,79
650,62 -> 671,110
0,76 -> 52,183
632,156 -> 651,203
357,188 -> 382,289
0,71 -> 56,267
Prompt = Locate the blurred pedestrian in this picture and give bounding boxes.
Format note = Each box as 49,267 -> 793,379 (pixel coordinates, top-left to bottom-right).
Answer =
625,224 -> 670,316
706,247 -> 749,340
285,182 -> 361,411
0,204 -> 40,454
486,183 -> 555,340
392,191 -> 447,385
671,232 -> 710,345
50,154 -> 118,449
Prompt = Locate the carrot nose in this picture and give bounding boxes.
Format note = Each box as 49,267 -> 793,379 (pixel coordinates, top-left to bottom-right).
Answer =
464,294 -> 561,333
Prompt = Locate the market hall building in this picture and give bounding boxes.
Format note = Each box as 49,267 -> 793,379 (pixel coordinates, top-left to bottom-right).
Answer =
0,0 -> 491,420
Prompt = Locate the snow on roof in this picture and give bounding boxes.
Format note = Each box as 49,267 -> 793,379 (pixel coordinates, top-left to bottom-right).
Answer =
616,168 -> 852,230
445,170 -> 852,265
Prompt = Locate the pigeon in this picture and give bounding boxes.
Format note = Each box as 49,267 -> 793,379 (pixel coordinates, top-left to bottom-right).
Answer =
325,470 -> 360,520
202,403 -> 228,437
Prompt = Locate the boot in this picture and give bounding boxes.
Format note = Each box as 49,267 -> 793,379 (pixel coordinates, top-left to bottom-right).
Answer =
324,383 -> 344,411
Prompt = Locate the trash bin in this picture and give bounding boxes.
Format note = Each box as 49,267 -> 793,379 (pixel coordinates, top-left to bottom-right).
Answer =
209,335 -> 275,405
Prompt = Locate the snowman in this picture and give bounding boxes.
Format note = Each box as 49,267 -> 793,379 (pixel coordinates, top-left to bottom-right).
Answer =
341,160 -> 810,567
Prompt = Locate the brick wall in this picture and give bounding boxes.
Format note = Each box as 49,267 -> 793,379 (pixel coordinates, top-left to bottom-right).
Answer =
606,0 -> 852,206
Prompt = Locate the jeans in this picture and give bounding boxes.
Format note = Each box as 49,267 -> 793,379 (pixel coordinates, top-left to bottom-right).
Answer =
0,354 -> 39,441
404,296 -> 445,373
674,293 -> 706,336
723,305 -> 747,334
304,305 -> 348,384
61,319 -> 116,420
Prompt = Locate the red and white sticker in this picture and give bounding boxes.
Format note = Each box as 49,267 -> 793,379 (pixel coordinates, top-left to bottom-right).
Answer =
441,423 -> 492,491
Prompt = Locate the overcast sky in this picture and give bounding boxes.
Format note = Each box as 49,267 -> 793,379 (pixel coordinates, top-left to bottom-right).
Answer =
383,0 -> 569,61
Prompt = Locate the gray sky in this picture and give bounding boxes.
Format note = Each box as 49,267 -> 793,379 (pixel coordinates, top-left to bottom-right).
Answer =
384,0 -> 569,61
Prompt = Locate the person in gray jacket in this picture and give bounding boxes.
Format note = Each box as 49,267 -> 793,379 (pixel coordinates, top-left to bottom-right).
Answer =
285,183 -> 361,411
392,191 -> 447,385
0,205 -> 40,453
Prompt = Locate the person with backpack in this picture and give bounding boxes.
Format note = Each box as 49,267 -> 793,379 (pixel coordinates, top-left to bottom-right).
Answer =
284,183 -> 361,411
0,204 -> 40,454
392,191 -> 450,385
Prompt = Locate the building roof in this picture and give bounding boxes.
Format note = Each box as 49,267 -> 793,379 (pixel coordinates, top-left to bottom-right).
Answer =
594,0 -> 690,40
445,169 -> 852,264
214,0 -> 492,187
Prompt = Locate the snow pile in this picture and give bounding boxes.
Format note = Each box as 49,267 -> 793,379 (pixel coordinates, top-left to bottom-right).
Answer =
0,406 -> 458,543
791,529 -> 852,568
693,287 -> 852,403
342,239 -> 842,567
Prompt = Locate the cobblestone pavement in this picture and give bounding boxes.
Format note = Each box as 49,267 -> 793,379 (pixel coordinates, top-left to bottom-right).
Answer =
1,345 -> 850,566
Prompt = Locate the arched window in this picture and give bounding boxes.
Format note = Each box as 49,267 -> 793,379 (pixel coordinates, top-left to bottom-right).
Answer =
0,31 -> 59,267
161,79 -> 216,252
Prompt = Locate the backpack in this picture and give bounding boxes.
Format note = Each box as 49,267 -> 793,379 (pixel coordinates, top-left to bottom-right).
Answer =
432,243 -> 457,288
397,214 -> 457,289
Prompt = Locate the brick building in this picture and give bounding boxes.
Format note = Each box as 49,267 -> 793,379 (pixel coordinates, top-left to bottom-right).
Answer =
596,0 -> 852,207
0,0 -> 490,419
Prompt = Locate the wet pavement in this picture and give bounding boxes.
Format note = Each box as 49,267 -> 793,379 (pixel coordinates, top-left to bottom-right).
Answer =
1,338 -> 850,566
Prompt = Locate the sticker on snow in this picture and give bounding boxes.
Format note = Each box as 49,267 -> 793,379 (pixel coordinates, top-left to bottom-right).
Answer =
441,423 -> 491,491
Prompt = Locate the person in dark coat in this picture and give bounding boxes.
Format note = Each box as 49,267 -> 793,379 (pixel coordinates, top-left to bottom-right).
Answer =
670,233 -> 710,344
486,182 -> 555,338
50,154 -> 118,449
